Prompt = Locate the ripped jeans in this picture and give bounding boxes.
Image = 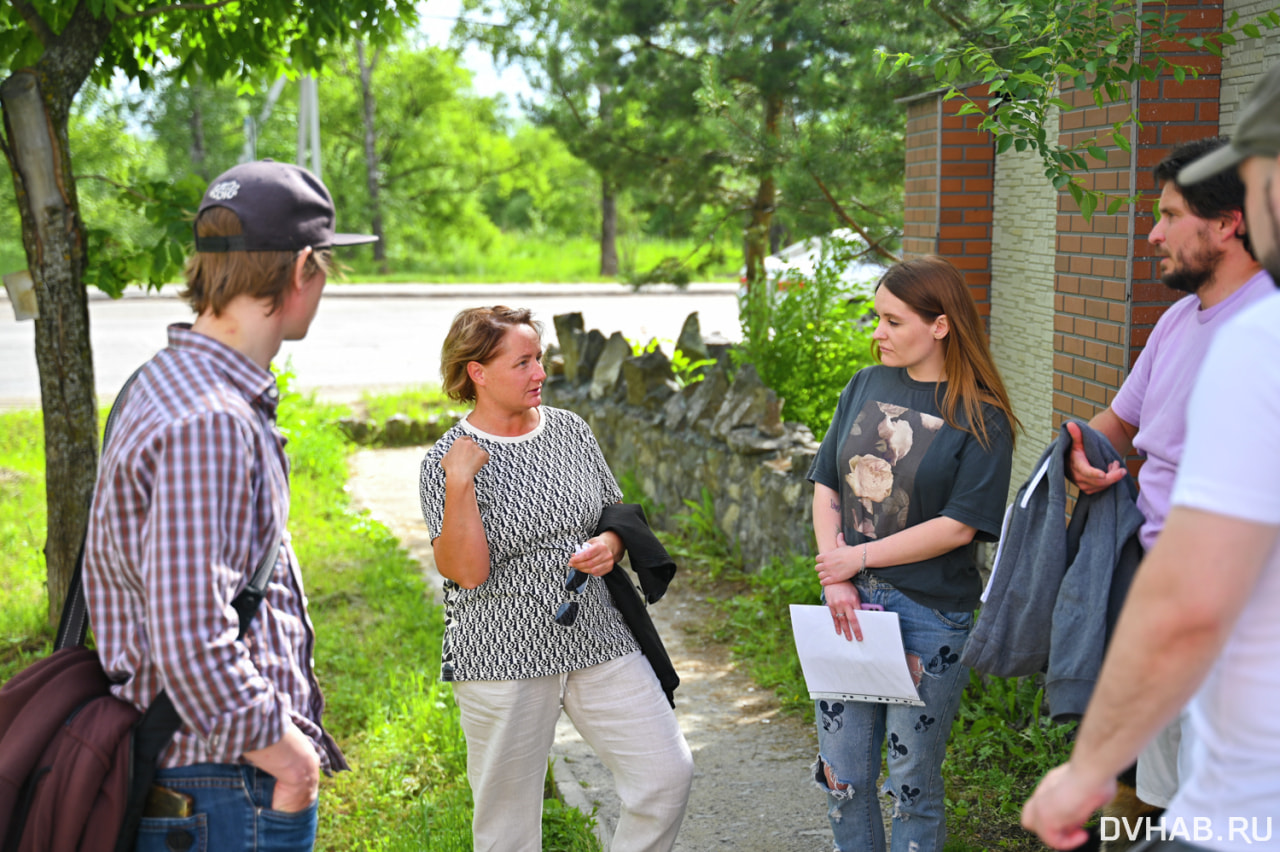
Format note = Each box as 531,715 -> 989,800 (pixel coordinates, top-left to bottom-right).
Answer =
814,575 -> 972,852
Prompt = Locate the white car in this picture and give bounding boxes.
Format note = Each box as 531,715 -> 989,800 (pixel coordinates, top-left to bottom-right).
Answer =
739,228 -> 887,300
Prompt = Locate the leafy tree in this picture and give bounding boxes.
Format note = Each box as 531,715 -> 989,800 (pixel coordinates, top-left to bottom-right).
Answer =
459,0 -> 731,277
0,0 -> 415,622
881,0 -> 1280,217
318,43 -> 522,268
461,0 -> 959,286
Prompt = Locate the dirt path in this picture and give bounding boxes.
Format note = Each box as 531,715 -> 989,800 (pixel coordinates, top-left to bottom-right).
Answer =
347,446 -> 833,851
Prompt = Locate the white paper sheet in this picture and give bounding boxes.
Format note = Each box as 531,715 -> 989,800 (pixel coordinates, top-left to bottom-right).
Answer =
789,604 -> 924,706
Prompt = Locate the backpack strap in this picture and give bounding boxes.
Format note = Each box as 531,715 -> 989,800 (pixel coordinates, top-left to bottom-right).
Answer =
55,365 -> 146,652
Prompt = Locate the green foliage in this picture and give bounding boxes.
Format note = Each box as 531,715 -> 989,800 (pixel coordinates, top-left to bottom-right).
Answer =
356,385 -> 462,424
615,468 -> 666,521
943,671 -> 1077,844
733,238 -> 877,440
666,488 -> 740,577
881,0 -> 1280,220
460,0 -> 941,280
710,553 -> 816,716
344,233 -> 736,282
670,350 -> 716,389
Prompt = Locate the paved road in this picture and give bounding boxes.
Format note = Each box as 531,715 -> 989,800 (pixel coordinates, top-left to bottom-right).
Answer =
0,283 -> 740,409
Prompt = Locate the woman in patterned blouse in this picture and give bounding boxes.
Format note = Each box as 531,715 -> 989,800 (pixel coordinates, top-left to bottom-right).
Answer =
419,306 -> 692,852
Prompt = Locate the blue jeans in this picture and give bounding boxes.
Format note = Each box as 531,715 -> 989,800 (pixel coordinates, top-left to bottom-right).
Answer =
814,575 -> 972,852
135,763 -> 318,852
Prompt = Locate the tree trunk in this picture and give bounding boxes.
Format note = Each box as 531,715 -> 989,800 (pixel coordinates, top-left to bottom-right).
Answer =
595,81 -> 619,277
743,89 -> 784,291
600,176 -> 618,276
0,6 -> 113,624
189,76 -> 208,182
356,41 -> 387,273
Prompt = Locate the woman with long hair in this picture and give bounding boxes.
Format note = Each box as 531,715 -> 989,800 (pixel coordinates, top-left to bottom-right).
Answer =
418,306 -> 693,852
806,256 -> 1019,851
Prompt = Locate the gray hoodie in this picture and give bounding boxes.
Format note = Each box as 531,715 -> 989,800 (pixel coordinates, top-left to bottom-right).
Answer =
959,420 -> 1144,721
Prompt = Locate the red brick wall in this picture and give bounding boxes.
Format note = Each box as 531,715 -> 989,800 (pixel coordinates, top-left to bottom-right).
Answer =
1051,0 -> 1223,435
1052,82 -> 1134,425
902,85 -> 995,318
903,97 -> 940,259
900,3 -> 1223,448
1129,1 -> 1225,364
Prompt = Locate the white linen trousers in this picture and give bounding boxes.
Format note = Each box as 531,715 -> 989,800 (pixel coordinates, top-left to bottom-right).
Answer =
452,650 -> 693,852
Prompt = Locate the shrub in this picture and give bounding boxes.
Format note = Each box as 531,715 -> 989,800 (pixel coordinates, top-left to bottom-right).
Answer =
733,238 -> 877,440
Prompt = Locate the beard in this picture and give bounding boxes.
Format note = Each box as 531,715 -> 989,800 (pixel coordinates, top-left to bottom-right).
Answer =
1160,241 -> 1224,294
1162,265 -> 1213,294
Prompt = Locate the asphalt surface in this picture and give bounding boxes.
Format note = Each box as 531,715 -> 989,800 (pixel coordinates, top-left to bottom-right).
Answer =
0,282 -> 740,409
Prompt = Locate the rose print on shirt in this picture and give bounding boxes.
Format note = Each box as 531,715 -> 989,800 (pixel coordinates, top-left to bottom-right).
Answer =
877,411 -> 914,464
839,399 -> 943,540
847,454 -> 894,536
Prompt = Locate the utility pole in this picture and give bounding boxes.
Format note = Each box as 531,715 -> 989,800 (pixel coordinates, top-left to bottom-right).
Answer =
240,75 -> 289,163
296,75 -> 322,179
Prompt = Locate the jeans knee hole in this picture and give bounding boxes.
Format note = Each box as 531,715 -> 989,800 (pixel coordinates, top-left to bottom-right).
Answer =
906,653 -> 924,687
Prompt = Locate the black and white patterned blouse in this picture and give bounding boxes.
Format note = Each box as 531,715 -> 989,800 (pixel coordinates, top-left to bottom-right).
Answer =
419,406 -> 639,682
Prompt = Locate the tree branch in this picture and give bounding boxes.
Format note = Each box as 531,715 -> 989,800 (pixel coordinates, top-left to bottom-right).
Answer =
929,0 -> 973,36
119,0 -> 236,21
76,173 -> 157,204
809,171 -> 901,264
12,0 -> 55,47
0,125 -> 13,170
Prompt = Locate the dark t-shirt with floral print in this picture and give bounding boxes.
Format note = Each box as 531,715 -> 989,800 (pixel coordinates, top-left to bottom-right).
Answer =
808,365 -> 1013,611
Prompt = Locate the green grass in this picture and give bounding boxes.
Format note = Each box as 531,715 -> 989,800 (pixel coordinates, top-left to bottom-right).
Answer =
356,385 -> 463,424
342,234 -> 738,284
0,409 -> 50,675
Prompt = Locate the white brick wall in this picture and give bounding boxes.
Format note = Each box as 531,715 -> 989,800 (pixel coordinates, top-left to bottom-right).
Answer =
990,125 -> 1058,503
1221,0 -> 1280,133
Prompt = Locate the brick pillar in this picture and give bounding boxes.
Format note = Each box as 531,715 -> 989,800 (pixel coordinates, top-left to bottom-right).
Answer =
939,85 -> 996,319
903,95 -> 940,258
1051,0 -> 1223,435
1130,1 -> 1225,365
900,85 -> 995,317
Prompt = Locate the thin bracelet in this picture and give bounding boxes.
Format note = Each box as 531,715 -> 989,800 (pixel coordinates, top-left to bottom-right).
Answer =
861,543 -> 868,574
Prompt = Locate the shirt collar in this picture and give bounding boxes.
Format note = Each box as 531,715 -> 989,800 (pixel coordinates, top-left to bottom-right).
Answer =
166,324 -> 281,415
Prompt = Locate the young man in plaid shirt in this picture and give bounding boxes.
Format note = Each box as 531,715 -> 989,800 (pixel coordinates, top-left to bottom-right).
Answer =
84,160 -> 375,852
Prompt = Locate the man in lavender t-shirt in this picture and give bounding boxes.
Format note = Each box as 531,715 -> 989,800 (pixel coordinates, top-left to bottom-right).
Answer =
1066,137 -> 1275,810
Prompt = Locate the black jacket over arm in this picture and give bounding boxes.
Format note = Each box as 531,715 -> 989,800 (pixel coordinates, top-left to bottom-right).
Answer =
595,503 -> 680,707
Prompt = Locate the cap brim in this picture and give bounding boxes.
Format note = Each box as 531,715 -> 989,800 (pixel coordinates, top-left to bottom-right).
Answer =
1179,144 -> 1245,186
330,233 -> 380,247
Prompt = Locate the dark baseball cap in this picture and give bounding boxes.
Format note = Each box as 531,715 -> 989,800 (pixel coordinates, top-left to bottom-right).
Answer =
1180,63 -> 1280,185
194,160 -> 377,252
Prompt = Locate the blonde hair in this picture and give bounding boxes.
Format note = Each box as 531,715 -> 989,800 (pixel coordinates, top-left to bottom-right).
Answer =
181,207 -> 331,316
440,306 -> 543,402
875,256 -> 1021,449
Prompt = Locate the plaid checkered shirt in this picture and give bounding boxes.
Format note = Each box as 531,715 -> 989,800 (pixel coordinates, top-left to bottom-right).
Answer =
83,324 -> 346,772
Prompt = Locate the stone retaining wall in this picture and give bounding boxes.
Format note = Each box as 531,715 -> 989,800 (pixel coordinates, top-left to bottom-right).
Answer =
547,311 -> 819,571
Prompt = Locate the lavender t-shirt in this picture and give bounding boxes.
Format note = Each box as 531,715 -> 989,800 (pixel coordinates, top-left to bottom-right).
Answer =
1111,271 -> 1275,550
